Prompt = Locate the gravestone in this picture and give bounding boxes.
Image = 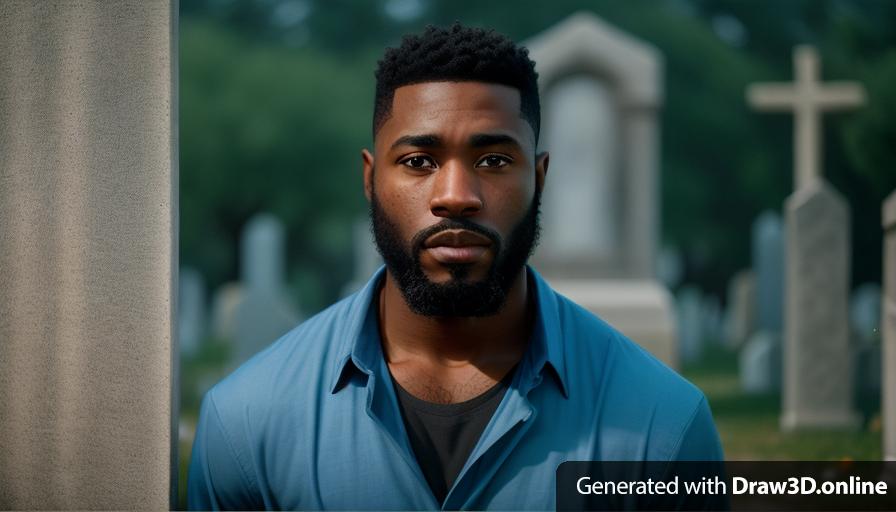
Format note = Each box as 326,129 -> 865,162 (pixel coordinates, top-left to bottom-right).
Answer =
210,282 -> 244,342
781,182 -> 858,429
851,283 -> 882,395
882,190 -> 896,460
739,331 -> 782,393
178,266 -> 206,357
748,46 -> 865,430
701,293 -> 723,346
525,12 -> 677,368
656,245 -> 684,289
677,286 -> 703,364
342,216 -> 383,297
0,1 -> 176,507
740,211 -> 785,392
851,283 -> 882,346
232,213 -> 301,366
725,270 -> 756,349
752,211 -> 785,333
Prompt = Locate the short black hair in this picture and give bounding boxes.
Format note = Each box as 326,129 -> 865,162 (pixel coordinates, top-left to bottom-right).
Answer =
373,23 -> 540,142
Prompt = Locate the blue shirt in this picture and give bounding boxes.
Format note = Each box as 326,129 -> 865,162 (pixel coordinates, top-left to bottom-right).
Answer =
188,267 -> 723,510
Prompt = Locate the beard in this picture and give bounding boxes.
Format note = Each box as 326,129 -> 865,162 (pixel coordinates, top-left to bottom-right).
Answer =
369,182 -> 541,318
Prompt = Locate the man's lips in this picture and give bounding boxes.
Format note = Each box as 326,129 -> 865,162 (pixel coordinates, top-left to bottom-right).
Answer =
423,229 -> 492,264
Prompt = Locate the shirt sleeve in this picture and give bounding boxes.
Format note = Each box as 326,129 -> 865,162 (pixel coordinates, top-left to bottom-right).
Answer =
187,391 -> 261,510
673,395 -> 724,461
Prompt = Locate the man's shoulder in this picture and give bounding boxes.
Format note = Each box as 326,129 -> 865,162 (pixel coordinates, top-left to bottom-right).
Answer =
550,290 -> 720,460
552,291 -> 707,419
207,291 -> 365,415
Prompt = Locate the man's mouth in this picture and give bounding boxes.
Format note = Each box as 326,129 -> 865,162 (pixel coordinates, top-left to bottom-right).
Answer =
423,229 -> 492,264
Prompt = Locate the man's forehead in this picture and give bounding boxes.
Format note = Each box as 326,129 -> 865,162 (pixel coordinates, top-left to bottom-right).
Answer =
381,81 -> 533,146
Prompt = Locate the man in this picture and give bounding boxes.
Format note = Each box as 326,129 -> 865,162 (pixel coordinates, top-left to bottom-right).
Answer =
188,23 -> 723,510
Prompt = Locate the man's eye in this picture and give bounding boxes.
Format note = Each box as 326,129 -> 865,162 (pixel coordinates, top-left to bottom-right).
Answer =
476,155 -> 511,168
401,156 -> 436,169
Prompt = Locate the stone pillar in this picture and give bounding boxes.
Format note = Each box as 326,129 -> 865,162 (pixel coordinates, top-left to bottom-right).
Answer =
0,1 -> 177,508
883,190 -> 896,460
781,180 -> 858,430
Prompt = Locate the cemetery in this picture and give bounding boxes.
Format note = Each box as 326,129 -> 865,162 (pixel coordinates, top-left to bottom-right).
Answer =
2,1 -> 895,509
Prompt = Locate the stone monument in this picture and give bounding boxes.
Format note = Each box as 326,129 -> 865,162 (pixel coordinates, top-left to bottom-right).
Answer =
739,211 -> 784,393
0,1 -> 176,507
725,269 -> 756,349
525,12 -> 677,368
342,216 -> 383,297
232,213 -> 301,366
748,45 -> 865,430
179,266 -> 207,358
883,190 -> 896,460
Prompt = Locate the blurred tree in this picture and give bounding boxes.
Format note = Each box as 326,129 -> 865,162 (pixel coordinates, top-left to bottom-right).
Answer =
179,0 -> 895,307
180,20 -> 373,310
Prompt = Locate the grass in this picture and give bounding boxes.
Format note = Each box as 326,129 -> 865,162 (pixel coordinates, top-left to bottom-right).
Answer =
683,344 -> 882,461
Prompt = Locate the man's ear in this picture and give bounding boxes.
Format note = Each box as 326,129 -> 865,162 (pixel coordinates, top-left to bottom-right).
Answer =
535,151 -> 549,194
361,149 -> 374,202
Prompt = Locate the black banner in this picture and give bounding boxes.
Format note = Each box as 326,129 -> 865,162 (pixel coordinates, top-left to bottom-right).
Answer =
556,461 -> 896,511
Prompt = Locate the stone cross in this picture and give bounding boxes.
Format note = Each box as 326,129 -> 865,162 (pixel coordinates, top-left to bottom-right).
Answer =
747,45 -> 866,190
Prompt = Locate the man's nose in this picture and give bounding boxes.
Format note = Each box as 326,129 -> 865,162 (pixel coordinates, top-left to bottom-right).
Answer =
429,161 -> 483,218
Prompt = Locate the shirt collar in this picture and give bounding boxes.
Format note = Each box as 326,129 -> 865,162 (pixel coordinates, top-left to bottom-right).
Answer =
329,265 -> 569,398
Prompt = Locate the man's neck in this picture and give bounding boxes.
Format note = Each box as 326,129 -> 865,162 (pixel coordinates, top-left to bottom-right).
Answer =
378,269 -> 533,402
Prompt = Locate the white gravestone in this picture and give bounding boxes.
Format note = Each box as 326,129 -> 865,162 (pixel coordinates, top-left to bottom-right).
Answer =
782,182 -> 858,429
677,286 -> 703,365
342,216 -> 383,297
525,12 -> 678,368
725,270 -> 756,349
748,46 -> 865,430
739,331 -> 782,393
882,190 -> 896,460
179,266 -> 207,357
232,213 -> 301,366
210,282 -> 244,342
753,211 -> 785,333
740,211 -> 785,392
851,283 -> 882,395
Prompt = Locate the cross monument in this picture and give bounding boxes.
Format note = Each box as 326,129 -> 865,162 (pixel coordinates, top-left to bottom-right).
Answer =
747,45 -> 865,190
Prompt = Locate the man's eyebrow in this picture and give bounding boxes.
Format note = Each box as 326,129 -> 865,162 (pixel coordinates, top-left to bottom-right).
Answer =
469,133 -> 522,149
389,134 -> 442,150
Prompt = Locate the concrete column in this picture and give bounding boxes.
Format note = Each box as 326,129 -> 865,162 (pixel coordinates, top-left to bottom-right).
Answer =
0,1 -> 177,508
883,190 -> 896,460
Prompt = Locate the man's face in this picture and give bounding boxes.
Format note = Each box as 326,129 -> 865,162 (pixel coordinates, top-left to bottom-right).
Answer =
363,81 -> 548,317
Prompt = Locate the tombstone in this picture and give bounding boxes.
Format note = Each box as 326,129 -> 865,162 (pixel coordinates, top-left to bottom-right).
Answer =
851,283 -> 882,346
0,2 -> 176,507
725,270 -> 756,349
342,216 -> 383,297
178,266 -> 207,357
524,12 -> 678,368
739,331 -> 782,393
701,293 -> 724,346
781,182 -> 858,429
748,46 -> 865,430
656,245 -> 684,289
850,283 -> 882,395
210,282 -> 245,341
232,213 -> 301,366
882,190 -> 896,460
752,211 -> 785,333
738,212 -> 785,393
676,286 -> 703,364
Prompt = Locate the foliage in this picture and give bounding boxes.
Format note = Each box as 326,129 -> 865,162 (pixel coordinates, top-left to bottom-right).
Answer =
179,0 -> 896,308
180,20 -> 373,309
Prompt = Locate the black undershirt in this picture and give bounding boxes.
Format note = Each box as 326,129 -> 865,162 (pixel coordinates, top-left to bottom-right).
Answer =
391,368 -> 514,504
